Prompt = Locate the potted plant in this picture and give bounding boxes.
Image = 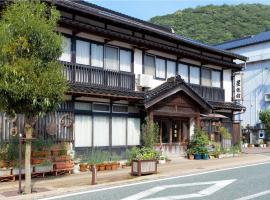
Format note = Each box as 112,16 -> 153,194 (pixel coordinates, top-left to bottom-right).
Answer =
201,147 -> 209,160
158,155 -> 166,164
111,153 -> 120,170
32,137 -> 53,157
189,128 -> 209,160
185,148 -> 194,160
33,159 -> 53,173
130,147 -> 159,176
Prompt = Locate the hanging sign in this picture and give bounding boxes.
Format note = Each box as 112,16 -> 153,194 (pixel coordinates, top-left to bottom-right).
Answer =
234,73 -> 243,100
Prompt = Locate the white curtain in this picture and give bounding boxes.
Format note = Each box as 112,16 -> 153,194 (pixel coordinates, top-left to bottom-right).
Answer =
127,118 -> 140,146
74,102 -> 91,111
120,49 -> 132,72
212,71 -> 221,87
91,43 -> 103,68
105,46 -> 118,71
178,63 -> 188,82
93,116 -> 109,147
74,115 -> 92,147
156,58 -> 166,79
59,37 -> 71,62
112,117 -> 127,146
144,55 -> 155,76
190,66 -> 200,84
202,68 -> 211,86
76,40 -> 90,65
167,60 -> 176,78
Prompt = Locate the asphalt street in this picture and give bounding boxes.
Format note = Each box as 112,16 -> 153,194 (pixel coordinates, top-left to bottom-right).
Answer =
40,161 -> 270,200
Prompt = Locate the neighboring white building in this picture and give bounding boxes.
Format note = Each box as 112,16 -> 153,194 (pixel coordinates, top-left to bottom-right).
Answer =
215,30 -> 270,144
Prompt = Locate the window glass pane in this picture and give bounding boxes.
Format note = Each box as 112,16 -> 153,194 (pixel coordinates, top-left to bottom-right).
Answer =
120,49 -> 132,72
91,43 -> 103,68
74,102 -> 91,111
127,118 -> 140,145
93,116 -> 109,146
112,105 -> 128,113
156,58 -> 166,79
105,46 -> 118,71
59,37 -> 71,62
93,103 -> 110,112
212,71 -> 221,87
76,40 -> 90,65
167,60 -> 176,78
201,68 -> 211,86
178,63 -> 188,82
74,115 -> 92,147
144,55 -> 155,76
190,66 -> 200,84
112,117 -> 126,146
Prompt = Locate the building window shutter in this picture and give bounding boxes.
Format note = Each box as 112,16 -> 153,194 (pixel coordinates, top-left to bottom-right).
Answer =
120,49 -> 132,72
76,40 -> 90,65
91,43 -> 103,68
74,115 -> 92,147
144,55 -> 155,76
190,66 -> 200,84
105,46 -> 119,71
112,117 -> 127,146
212,71 -> 221,87
93,116 -> 109,147
127,118 -> 140,145
167,60 -> 176,78
59,37 -> 71,62
178,63 -> 188,82
202,68 -> 211,86
156,58 -> 166,79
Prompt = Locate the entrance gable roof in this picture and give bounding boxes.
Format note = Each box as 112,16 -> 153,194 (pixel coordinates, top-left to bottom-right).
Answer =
144,75 -> 212,112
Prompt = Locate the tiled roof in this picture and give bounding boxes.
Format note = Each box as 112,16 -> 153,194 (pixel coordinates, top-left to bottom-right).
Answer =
144,75 -> 212,111
49,0 -> 246,61
67,83 -> 144,99
215,30 -> 270,50
208,101 -> 245,111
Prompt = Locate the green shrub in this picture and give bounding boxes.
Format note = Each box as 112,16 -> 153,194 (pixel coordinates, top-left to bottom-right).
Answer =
126,147 -> 160,161
219,126 -> 231,140
142,118 -> 159,148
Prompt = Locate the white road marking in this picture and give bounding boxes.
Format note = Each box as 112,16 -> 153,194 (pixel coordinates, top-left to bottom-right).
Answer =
39,161 -> 270,200
235,190 -> 270,200
121,179 -> 236,200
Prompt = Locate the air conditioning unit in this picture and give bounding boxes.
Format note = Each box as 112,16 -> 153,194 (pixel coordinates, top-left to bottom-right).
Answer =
264,93 -> 270,102
137,74 -> 153,88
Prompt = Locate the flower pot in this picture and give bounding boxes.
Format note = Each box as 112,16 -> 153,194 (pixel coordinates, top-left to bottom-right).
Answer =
188,154 -> 194,160
105,163 -> 112,170
54,155 -> 71,162
202,154 -> 209,160
31,158 -> 45,165
54,162 -> 73,170
131,160 -> 157,176
194,154 -> 202,160
79,163 -> 88,172
31,151 -> 49,158
98,164 -> 106,171
111,162 -> 118,170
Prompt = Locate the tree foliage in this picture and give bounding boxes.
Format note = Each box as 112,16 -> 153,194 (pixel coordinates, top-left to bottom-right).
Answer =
0,0 -> 66,118
259,110 -> 270,140
142,118 -> 159,148
150,4 -> 270,44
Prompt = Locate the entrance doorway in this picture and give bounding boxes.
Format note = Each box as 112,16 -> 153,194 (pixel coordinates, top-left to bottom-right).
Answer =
156,118 -> 190,155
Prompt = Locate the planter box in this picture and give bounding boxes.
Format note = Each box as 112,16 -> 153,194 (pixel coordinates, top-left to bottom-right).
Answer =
33,165 -> 53,173
131,160 -> 157,176
54,155 -> 71,162
31,151 -> 49,158
0,168 -> 12,177
31,158 -> 46,165
53,162 -> 73,170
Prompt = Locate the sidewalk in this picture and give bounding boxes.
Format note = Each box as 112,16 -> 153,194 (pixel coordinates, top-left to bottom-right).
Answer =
1,153 -> 270,200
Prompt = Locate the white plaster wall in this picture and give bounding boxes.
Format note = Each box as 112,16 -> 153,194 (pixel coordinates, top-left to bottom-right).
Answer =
223,69 -> 232,102
231,41 -> 270,64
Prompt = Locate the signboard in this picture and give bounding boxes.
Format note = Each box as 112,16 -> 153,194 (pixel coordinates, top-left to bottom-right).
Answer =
234,73 -> 243,100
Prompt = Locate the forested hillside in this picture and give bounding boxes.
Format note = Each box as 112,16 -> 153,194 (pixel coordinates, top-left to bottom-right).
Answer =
150,4 -> 270,44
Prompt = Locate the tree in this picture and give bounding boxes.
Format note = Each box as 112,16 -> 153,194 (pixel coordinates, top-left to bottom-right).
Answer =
259,110 -> 270,140
0,0 -> 66,193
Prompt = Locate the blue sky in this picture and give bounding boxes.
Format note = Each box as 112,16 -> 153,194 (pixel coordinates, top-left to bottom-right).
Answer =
86,0 -> 270,20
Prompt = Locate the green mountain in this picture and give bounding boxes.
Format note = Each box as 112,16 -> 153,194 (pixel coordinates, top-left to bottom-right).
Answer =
150,4 -> 270,45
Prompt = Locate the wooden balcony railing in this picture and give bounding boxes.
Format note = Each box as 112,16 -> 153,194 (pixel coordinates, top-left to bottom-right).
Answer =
62,62 -> 135,90
188,83 -> 225,102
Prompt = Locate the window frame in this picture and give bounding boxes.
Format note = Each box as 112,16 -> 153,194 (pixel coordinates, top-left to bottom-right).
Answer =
155,56 -> 166,80
166,59 -> 177,79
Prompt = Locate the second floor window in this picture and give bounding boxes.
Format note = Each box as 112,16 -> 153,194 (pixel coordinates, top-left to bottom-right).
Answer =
144,54 -> 155,76
120,49 -> 132,72
212,71 -> 221,87
178,63 -> 188,82
190,66 -> 200,84
167,60 -> 176,78
91,43 -> 103,68
59,37 -> 71,62
201,68 -> 211,87
156,58 -> 166,79
76,40 -> 90,65
105,46 -> 118,71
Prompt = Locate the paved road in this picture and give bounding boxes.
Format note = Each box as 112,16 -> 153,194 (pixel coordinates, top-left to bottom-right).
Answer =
41,162 -> 270,200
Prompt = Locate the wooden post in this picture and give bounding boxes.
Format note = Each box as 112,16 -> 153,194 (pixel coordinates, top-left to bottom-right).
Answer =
24,124 -> 32,194
195,113 -> 201,128
169,120 -> 172,152
91,165 -> 97,185
147,110 -> 153,121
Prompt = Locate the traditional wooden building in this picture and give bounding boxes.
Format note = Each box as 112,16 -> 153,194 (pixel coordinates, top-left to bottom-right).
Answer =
0,0 -> 247,155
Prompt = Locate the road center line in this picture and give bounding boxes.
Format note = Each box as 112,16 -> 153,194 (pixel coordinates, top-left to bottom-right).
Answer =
40,161 -> 270,200
235,190 -> 270,200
